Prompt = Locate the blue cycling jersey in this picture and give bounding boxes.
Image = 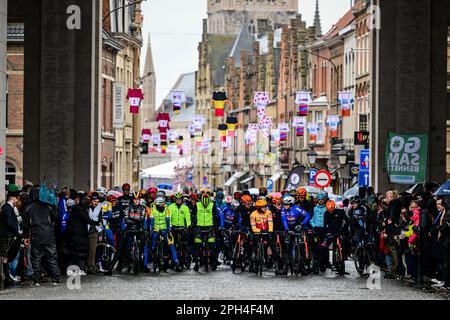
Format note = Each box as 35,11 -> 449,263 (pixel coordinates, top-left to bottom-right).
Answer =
281,205 -> 311,231
311,204 -> 326,228
216,203 -> 241,229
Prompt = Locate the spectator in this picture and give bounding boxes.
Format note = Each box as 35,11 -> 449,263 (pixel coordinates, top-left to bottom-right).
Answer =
87,192 -> 102,274
22,186 -> 60,286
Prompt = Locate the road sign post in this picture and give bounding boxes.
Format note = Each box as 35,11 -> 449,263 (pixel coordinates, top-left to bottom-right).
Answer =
309,169 -> 318,186
267,179 -> 273,192
358,149 -> 370,187
314,170 -> 332,189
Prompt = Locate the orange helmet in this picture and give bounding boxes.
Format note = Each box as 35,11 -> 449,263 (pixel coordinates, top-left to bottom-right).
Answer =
241,195 -> 252,204
255,199 -> 267,208
297,187 -> 307,197
326,200 -> 335,212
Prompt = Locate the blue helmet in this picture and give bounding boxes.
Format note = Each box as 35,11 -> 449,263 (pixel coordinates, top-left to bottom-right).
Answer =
316,191 -> 328,201
216,191 -> 225,199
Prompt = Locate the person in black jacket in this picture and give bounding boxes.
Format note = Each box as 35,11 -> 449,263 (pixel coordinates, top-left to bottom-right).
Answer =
65,196 -> 100,275
0,187 -> 22,284
22,186 -> 60,286
438,197 -> 450,289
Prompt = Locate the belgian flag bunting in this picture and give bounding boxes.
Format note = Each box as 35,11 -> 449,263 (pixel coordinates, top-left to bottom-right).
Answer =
212,91 -> 227,117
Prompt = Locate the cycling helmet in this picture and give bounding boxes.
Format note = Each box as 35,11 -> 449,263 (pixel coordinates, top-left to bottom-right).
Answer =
216,191 -> 225,199
201,194 -> 210,206
281,190 -> 288,196
122,183 -> 131,190
140,189 -> 147,196
255,199 -> 267,208
96,187 -> 107,197
241,195 -> 252,205
326,200 -> 335,212
190,193 -> 198,201
297,187 -> 307,197
259,187 -> 268,196
140,199 -> 147,206
174,192 -> 183,199
132,192 -> 141,199
147,187 -> 158,194
154,197 -> 165,206
107,194 -> 117,202
231,200 -> 241,210
289,188 -> 297,196
283,196 -> 295,205
316,191 -> 328,201
156,190 -> 166,197
233,191 -> 242,199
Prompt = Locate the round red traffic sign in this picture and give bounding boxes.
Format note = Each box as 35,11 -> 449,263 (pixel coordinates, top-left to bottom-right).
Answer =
314,170 -> 332,188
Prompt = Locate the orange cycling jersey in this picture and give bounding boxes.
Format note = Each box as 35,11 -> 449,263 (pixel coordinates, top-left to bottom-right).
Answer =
250,209 -> 273,233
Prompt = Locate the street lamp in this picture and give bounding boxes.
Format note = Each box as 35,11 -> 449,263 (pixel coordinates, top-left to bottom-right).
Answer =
307,147 -> 318,166
337,149 -> 348,166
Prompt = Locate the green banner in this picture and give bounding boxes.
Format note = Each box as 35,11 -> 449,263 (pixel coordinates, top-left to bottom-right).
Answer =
385,132 -> 428,184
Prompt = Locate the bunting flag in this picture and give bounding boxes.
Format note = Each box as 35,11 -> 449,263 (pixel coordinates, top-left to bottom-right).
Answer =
295,91 -> 312,116
258,116 -> 273,138
271,128 -> 281,146
201,137 -> 210,154
279,123 -> 289,141
292,116 -> 307,137
160,141 -> 168,155
226,116 -> 238,137
245,124 -> 259,146
188,123 -> 195,139
141,129 -> 151,143
168,130 -> 177,144
222,136 -> 232,149
195,135 -> 203,149
176,136 -> 184,155
152,134 -> 160,146
212,91 -> 227,117
194,115 -> 205,130
218,124 -> 228,143
338,91 -> 354,117
170,90 -> 186,114
127,88 -> 144,114
156,113 -> 171,133
307,123 -> 320,144
326,115 -> 340,138
254,92 -> 269,119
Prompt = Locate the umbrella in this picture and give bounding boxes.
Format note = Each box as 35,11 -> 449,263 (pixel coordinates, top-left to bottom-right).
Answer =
433,180 -> 450,196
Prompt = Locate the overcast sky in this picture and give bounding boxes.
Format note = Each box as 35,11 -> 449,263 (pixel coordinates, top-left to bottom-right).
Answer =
140,0 -> 353,108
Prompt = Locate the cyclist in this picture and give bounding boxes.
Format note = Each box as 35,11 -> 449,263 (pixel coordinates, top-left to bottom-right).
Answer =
192,194 -> 217,271
218,198 -> 242,265
117,183 -> 133,209
324,200 -> 349,275
296,187 -> 314,215
310,190 -> 329,273
106,192 -> 148,275
168,192 -> 191,269
348,196 -> 367,249
147,187 -> 158,206
233,191 -> 242,201
249,199 -> 274,271
101,192 -> 117,247
281,195 -> 311,274
239,195 -> 254,231
149,196 -> 180,271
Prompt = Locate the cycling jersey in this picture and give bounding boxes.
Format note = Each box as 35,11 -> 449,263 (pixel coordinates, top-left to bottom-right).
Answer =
168,203 -> 191,228
268,205 -> 284,232
239,205 -> 254,230
297,199 -> 314,216
324,209 -> 347,236
250,209 -> 273,234
149,204 -> 170,232
124,203 -> 148,232
281,205 -> 311,231
217,204 -> 240,229
349,207 -> 366,234
310,204 -> 326,228
195,202 -> 214,227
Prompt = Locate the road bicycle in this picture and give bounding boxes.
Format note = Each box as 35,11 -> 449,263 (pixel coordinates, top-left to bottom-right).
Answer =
172,227 -> 191,270
273,231 -> 285,275
354,237 -> 375,276
95,228 -> 116,273
152,231 -> 166,273
231,230 -> 248,273
198,229 -> 215,272
253,232 -> 270,277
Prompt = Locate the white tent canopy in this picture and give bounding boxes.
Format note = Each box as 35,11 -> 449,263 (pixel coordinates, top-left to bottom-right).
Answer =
141,160 -> 177,179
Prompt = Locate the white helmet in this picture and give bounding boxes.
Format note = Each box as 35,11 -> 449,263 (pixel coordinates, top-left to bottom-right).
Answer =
96,187 -> 107,197
154,197 -> 165,206
231,200 -> 240,210
283,196 -> 296,205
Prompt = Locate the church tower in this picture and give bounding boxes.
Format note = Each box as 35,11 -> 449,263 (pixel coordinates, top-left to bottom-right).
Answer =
206,0 -> 299,35
141,34 -> 156,127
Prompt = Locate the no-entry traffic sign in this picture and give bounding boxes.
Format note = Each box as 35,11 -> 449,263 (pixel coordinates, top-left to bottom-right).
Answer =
314,170 -> 332,188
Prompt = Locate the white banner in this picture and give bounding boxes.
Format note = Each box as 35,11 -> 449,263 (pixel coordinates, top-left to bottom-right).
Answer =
113,83 -> 125,128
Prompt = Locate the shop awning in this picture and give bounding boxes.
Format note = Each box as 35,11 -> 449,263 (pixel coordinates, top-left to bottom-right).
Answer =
269,172 -> 283,183
240,175 -> 255,184
224,171 -> 248,187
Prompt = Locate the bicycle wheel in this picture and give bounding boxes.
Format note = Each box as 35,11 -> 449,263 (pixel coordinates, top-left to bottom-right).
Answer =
231,239 -> 240,274
291,243 -> 302,276
204,245 -> 209,272
96,243 -> 116,273
257,242 -> 264,276
274,241 -> 284,275
354,246 -> 368,276
334,246 -> 345,275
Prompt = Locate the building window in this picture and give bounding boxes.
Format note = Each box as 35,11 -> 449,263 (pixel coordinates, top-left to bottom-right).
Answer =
359,114 -> 368,131
5,162 -> 16,186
